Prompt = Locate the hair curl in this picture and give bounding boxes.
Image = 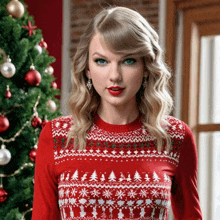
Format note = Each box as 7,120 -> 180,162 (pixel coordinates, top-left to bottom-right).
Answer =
67,6 -> 173,152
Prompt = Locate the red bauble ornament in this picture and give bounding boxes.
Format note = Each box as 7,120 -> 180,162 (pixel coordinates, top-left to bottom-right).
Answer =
51,81 -> 57,89
31,116 -> 42,128
5,90 -> 12,99
5,85 -> 11,99
41,118 -> 48,128
39,39 -> 48,49
29,148 -> 37,162
0,115 -> 9,133
0,188 -> 8,203
25,64 -> 41,87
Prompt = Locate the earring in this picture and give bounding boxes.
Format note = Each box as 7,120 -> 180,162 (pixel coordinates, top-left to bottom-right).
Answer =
86,78 -> 92,90
142,77 -> 148,89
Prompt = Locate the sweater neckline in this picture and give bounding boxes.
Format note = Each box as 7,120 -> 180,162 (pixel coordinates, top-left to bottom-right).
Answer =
94,113 -> 143,133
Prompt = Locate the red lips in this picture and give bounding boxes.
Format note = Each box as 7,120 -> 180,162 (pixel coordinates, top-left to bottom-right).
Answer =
107,86 -> 125,96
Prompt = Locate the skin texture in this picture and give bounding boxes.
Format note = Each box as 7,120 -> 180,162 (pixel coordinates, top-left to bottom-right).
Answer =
86,33 -> 148,125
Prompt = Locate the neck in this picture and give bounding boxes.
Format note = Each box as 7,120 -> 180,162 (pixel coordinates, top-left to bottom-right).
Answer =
97,104 -> 140,125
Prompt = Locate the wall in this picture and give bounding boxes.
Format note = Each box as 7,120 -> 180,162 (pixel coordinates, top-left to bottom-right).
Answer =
70,0 -> 159,58
24,0 -> 63,91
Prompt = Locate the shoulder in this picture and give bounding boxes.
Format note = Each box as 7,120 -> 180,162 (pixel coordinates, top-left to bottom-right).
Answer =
163,115 -> 189,140
51,115 -> 73,139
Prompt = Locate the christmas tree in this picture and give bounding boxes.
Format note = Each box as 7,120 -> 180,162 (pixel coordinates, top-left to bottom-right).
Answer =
0,0 -> 62,219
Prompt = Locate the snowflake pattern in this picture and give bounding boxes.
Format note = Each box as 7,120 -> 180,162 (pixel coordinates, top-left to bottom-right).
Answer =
128,189 -> 137,198
139,189 -> 148,198
151,189 -> 159,198
71,188 -> 77,197
91,189 -> 100,197
103,190 -> 112,198
115,190 -> 125,199
79,188 -> 89,197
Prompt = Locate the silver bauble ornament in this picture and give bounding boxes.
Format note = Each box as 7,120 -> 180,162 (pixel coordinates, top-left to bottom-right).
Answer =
0,145 -> 11,165
45,65 -> 54,76
46,99 -> 57,112
34,45 -> 42,55
1,56 -> 16,78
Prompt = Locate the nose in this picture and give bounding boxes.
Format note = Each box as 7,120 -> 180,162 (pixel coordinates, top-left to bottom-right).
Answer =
109,63 -> 122,82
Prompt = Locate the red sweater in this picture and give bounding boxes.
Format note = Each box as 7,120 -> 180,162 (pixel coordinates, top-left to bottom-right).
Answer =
32,114 -> 202,220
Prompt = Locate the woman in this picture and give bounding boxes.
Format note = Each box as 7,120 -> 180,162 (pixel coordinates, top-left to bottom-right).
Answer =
32,6 -> 202,220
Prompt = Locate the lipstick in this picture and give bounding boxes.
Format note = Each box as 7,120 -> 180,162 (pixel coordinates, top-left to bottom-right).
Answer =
107,86 -> 125,96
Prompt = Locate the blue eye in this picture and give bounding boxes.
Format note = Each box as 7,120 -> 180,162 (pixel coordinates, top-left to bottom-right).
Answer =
124,58 -> 136,64
95,59 -> 107,65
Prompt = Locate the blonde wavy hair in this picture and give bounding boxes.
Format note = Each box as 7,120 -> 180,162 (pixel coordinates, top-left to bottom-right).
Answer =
67,6 -> 174,153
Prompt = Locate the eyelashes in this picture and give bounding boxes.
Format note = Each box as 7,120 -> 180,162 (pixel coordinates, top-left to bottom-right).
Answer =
94,58 -> 137,66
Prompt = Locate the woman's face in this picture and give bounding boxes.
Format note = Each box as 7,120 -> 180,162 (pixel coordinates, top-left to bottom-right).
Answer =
87,33 -> 147,111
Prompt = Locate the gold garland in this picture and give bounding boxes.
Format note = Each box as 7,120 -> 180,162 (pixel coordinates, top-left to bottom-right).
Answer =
0,163 -> 34,178
21,208 -> 33,220
0,95 -> 41,144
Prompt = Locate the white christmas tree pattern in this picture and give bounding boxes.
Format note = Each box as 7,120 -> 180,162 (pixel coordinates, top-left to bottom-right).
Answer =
108,171 -> 116,181
71,170 -> 78,181
134,171 -> 142,181
90,170 -> 98,181
153,171 -> 160,182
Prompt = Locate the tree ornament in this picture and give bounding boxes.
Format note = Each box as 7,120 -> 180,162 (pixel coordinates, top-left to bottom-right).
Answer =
29,144 -> 37,162
31,116 -> 42,128
39,38 -> 48,49
46,99 -> 57,112
45,65 -> 54,76
41,117 -> 48,128
5,85 -> 12,99
25,64 -> 41,86
0,187 -> 8,203
6,0 -> 25,18
34,45 -> 42,55
51,81 -> 57,89
22,21 -> 37,37
0,144 -> 11,165
0,115 -> 9,133
0,56 -> 16,78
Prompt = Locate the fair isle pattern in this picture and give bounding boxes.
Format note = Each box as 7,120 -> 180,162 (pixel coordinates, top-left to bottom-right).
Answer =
58,170 -> 171,220
51,115 -> 185,219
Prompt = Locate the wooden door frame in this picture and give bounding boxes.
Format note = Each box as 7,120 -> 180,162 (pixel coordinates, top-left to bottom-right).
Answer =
165,0 -> 220,80
165,0 -> 220,126
165,0 -> 220,147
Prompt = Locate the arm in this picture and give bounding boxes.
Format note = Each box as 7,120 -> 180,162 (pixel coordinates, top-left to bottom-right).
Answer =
32,121 -> 61,220
171,122 -> 203,220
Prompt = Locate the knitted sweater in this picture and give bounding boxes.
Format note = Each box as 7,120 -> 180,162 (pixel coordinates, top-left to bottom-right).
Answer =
32,114 -> 202,220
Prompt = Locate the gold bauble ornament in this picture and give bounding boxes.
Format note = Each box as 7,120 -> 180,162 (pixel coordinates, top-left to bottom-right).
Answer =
46,99 -> 57,112
45,65 -> 54,76
6,0 -> 25,18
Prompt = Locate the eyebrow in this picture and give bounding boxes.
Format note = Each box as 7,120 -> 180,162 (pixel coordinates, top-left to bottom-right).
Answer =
92,52 -> 136,59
